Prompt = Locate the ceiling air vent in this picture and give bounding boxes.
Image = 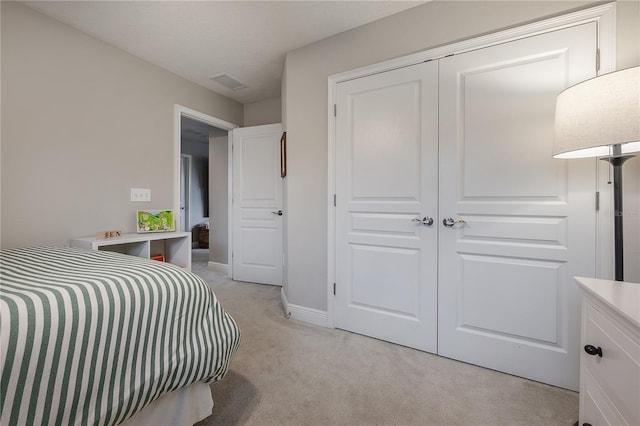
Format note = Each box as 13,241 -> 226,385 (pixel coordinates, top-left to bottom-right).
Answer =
209,73 -> 247,91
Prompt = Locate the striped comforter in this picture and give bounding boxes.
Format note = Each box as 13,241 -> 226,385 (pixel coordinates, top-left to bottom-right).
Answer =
0,246 -> 240,426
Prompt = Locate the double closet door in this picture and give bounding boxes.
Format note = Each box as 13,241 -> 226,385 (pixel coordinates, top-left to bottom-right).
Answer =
334,23 -> 597,390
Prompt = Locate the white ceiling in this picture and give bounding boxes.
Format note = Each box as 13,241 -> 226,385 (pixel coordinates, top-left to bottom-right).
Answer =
24,1 -> 427,105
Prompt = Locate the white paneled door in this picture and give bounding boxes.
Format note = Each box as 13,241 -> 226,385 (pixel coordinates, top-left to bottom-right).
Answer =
438,23 -> 597,390
335,61 -> 439,353
334,23 -> 597,389
232,123 -> 283,285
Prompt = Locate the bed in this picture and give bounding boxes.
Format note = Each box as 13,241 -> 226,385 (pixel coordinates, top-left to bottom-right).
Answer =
0,246 -> 240,425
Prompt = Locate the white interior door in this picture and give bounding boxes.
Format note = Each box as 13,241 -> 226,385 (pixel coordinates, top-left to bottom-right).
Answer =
437,23 -> 598,390
232,123 -> 283,285
334,61 -> 439,353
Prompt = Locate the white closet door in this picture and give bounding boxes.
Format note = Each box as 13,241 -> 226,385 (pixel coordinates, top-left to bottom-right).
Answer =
232,123 -> 283,285
335,61 -> 439,353
438,23 -> 597,390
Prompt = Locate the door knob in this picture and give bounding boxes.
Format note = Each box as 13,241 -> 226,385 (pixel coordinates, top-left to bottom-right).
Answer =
412,216 -> 434,226
443,217 -> 467,228
271,210 -> 283,216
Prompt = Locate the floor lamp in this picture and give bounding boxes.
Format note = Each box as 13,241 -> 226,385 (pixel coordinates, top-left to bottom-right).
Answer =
553,66 -> 640,282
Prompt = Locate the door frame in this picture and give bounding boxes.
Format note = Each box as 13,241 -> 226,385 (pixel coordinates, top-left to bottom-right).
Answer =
174,105 -> 239,272
180,153 -> 192,232
327,4 -> 615,328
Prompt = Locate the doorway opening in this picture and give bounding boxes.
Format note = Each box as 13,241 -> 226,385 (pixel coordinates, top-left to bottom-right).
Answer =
174,105 -> 238,275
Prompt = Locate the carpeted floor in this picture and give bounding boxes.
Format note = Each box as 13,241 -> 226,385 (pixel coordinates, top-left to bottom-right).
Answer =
190,249 -> 578,426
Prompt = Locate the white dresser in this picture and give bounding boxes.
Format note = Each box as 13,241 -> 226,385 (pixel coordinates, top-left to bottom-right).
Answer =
575,277 -> 640,426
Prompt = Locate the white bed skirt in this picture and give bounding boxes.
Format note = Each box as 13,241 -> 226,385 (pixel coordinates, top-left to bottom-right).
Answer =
121,382 -> 213,426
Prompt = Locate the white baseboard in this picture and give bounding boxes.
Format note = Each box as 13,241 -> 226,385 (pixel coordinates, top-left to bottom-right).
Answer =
208,262 -> 229,275
280,287 -> 329,328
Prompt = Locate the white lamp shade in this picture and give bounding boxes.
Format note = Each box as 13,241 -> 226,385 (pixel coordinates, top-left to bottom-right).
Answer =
553,66 -> 640,159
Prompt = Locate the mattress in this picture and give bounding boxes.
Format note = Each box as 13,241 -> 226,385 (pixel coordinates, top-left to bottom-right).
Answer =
0,246 -> 240,425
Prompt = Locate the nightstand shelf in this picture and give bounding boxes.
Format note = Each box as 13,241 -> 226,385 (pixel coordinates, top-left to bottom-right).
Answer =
70,232 -> 192,270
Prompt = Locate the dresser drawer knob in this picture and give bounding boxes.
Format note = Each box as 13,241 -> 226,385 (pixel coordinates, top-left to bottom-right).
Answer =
584,345 -> 603,357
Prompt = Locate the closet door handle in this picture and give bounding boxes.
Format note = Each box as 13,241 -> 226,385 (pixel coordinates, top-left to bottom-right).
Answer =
412,217 -> 434,226
271,210 -> 283,216
443,217 -> 467,228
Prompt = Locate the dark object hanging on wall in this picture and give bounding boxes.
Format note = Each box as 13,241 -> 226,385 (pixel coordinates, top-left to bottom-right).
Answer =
280,131 -> 287,178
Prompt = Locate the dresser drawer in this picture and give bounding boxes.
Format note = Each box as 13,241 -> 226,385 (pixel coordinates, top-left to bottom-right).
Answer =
581,368 -> 627,426
583,303 -> 640,423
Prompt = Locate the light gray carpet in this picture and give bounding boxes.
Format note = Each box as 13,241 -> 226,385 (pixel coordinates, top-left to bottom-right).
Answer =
190,250 -> 578,426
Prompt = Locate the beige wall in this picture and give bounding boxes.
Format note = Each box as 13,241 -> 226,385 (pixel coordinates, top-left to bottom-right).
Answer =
0,1 -> 243,248
243,97 -> 282,127
0,0 -> 3,244
284,0 -> 640,311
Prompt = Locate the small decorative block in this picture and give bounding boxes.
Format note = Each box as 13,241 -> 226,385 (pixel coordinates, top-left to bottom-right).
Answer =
96,230 -> 123,240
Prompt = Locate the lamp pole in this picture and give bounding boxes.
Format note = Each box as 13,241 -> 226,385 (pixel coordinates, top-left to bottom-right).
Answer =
601,144 -> 635,281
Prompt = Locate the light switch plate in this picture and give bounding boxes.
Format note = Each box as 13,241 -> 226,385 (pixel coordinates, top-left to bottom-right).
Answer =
130,188 -> 151,202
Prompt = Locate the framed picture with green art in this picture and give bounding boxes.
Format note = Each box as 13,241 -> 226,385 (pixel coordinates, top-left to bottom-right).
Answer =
136,210 -> 175,233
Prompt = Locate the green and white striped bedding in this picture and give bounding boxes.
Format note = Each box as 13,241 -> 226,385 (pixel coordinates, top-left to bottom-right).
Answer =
0,246 -> 240,426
